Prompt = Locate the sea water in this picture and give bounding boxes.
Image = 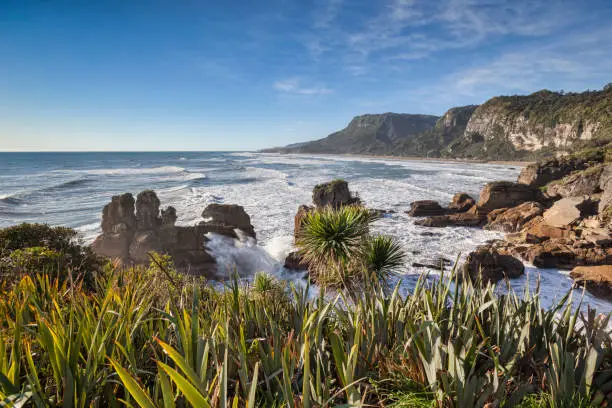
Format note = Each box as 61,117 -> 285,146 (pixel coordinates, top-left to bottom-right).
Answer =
1,151 -> 610,313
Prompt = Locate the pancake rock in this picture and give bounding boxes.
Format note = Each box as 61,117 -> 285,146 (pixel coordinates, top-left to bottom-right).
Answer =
476,181 -> 542,214
312,179 -> 360,208
448,193 -> 476,213
570,265 -> 612,300
461,244 -> 524,284
92,190 -> 256,277
407,200 -> 447,217
486,202 -> 545,233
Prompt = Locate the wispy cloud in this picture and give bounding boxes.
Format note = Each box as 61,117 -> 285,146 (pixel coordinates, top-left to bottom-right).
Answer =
273,78 -> 333,95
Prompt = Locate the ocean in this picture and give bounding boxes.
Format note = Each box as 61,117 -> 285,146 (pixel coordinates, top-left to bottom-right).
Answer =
1,151 -> 610,313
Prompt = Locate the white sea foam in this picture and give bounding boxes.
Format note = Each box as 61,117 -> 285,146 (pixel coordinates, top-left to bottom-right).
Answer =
80,166 -> 186,176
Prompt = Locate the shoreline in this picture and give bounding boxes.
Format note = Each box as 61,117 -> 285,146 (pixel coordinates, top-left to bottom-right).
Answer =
265,152 -> 533,167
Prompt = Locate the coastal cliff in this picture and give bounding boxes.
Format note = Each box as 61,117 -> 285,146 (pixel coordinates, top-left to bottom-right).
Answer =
266,84 -> 612,161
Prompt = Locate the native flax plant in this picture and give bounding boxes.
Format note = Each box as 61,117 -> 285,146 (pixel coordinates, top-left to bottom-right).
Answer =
296,206 -> 405,295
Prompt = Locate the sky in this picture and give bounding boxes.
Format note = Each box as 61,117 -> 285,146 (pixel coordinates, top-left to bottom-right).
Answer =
0,0 -> 611,151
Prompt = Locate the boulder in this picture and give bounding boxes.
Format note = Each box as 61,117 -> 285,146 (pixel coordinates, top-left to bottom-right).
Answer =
476,182 -> 541,214
414,212 -> 485,228
545,165 -> 604,198
161,206 -> 177,227
407,200 -> 447,217
522,218 -> 571,242
312,180 -> 360,208
461,245 -> 524,283
448,193 -> 476,213
135,190 -> 161,230
543,196 -> 597,228
201,204 -> 256,239
284,251 -> 309,270
486,201 -> 545,233
523,240 -> 612,269
518,156 -> 594,188
570,265 -> 612,300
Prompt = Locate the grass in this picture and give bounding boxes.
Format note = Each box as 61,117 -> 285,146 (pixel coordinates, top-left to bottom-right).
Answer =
0,258 -> 610,407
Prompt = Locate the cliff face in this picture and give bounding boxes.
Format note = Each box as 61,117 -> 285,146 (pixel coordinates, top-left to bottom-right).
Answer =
265,85 -> 612,161
448,88 -> 612,160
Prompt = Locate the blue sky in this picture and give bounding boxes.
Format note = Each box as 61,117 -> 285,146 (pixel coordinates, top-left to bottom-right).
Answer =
1,0 -> 611,151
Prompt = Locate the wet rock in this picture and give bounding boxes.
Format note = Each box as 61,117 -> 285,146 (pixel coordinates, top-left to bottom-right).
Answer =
486,201 -> 545,233
570,265 -> 612,300
543,196 -> 597,228
414,212 -> 485,228
407,200 -> 447,217
312,180 -> 360,208
201,204 -> 256,239
476,181 -> 542,214
461,245 -> 524,283
284,251 -> 309,270
448,193 -> 476,213
412,257 -> 452,270
523,240 -> 612,269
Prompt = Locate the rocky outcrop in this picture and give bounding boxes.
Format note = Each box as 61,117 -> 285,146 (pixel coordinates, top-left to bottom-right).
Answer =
284,251 -> 309,270
448,193 -> 476,213
407,200 -> 447,217
599,165 -> 612,213
545,165 -> 603,198
201,204 -> 256,239
570,265 -> 612,300
312,180 -> 360,208
92,190 -> 256,277
542,196 -> 597,228
476,182 -> 542,214
461,244 -> 524,283
485,202 -> 545,233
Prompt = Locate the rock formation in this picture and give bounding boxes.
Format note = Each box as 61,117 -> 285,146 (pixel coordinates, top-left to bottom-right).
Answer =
461,244 -> 524,283
407,200 -> 447,217
92,190 -> 256,277
475,182 -> 542,214
312,180 -> 360,208
448,193 -> 476,213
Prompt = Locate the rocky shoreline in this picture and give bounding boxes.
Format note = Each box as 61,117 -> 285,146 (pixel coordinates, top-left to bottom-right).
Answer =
405,147 -> 612,299
89,147 -> 612,301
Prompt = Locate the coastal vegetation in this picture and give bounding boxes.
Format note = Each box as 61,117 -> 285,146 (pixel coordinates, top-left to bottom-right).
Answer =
0,222 -> 611,407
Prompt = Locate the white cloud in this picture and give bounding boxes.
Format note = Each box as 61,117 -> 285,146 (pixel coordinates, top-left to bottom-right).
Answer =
273,78 -> 333,95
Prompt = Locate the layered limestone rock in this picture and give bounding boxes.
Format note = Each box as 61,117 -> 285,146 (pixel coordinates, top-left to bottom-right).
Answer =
486,202 -> 545,233
570,265 -> 612,300
476,182 -> 542,214
92,190 -> 256,277
448,193 -> 476,213
407,200 -> 447,217
312,180 -> 360,208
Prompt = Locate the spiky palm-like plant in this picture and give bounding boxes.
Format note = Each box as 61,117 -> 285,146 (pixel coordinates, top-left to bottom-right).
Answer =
296,205 -> 405,292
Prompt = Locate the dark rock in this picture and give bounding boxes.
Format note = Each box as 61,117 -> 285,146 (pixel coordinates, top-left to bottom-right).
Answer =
414,212 -> 485,228
201,204 -> 256,239
599,165 -> 612,213
161,206 -> 177,227
135,190 -> 161,230
461,245 -> 524,283
284,251 -> 309,270
476,181 -> 542,214
448,193 -> 476,213
486,201 -> 545,233
312,180 -> 360,208
412,257 -> 452,270
407,200 -> 447,217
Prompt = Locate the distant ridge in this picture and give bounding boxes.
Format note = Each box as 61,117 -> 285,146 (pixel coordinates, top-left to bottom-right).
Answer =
264,84 -> 612,161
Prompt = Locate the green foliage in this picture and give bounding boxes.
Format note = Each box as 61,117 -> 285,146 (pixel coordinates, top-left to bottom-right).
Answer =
0,223 -> 103,287
0,257 -> 610,406
296,205 -> 405,293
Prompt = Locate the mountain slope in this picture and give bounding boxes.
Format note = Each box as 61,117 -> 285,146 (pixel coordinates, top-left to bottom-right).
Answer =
268,113 -> 439,154
265,84 -> 612,160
